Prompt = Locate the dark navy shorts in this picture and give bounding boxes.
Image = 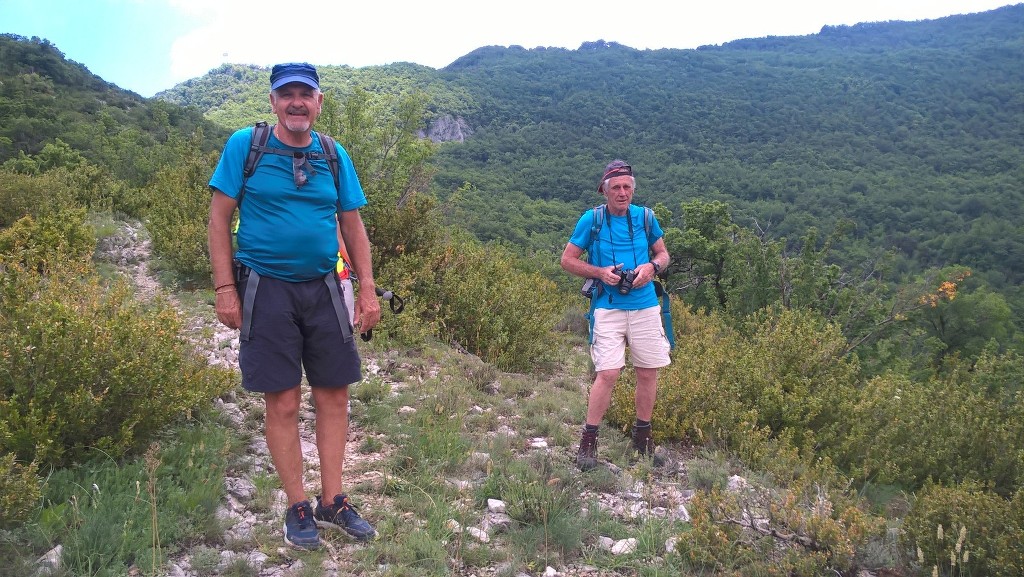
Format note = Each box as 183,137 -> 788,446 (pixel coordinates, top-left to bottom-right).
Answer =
237,273 -> 361,393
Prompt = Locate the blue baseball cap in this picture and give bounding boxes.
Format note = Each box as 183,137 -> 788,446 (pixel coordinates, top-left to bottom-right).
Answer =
270,62 -> 320,91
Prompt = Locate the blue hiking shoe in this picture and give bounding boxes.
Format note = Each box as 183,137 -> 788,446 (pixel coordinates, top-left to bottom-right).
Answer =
283,500 -> 321,550
315,494 -> 377,541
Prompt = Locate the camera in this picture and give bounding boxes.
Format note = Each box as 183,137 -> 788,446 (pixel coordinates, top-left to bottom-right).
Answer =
616,268 -> 637,295
581,277 -> 599,299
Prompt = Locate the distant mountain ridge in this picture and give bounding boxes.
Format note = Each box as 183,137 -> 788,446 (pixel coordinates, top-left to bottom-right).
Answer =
408,4 -> 1023,285
0,33 -> 228,186
3,4 -> 1022,290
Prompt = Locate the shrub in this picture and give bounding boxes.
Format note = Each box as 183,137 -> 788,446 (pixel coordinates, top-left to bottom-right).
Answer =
607,304 -> 749,445
0,453 -> 40,528
678,469 -> 883,577
0,162 -> 137,224
0,210 -> 96,275
609,305 -> 859,452
834,352 -> 1024,494
0,242 -> 234,468
400,236 -> 565,372
902,482 -> 1024,577
144,139 -> 218,284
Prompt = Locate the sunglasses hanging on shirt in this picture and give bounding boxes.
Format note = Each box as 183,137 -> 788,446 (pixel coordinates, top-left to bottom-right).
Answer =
292,152 -> 313,188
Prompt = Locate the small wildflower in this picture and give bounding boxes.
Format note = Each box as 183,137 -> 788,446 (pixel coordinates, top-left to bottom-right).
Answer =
918,546 -> 925,565
963,550 -> 969,563
937,524 -> 944,541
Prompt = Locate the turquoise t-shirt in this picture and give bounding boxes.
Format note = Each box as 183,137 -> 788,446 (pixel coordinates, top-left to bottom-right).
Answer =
209,127 -> 367,282
569,204 -> 664,310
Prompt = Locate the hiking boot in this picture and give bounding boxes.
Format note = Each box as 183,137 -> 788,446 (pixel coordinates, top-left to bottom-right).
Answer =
315,494 -> 377,541
576,429 -> 599,471
631,425 -> 666,466
283,500 -> 320,550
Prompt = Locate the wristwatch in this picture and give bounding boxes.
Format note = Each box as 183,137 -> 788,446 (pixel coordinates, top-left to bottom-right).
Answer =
651,261 -> 661,275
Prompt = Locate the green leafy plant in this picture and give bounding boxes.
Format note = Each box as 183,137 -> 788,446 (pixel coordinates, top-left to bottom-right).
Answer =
0,453 -> 40,528
903,482 -> 1024,577
0,233 -> 234,468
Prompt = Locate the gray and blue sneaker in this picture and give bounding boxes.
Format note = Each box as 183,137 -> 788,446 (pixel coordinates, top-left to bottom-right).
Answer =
315,494 -> 377,541
283,500 -> 321,550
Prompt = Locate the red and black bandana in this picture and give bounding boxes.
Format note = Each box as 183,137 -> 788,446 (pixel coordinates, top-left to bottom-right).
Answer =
598,161 -> 632,192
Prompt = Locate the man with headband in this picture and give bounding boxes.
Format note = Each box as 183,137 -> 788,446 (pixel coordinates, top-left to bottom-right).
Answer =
560,160 -> 672,470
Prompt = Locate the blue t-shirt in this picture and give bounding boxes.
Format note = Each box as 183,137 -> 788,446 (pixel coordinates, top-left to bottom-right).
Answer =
209,127 -> 367,282
569,204 -> 664,310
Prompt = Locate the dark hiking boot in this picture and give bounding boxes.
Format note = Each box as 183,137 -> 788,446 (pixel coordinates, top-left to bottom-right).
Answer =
631,425 -> 666,466
576,429 -> 599,471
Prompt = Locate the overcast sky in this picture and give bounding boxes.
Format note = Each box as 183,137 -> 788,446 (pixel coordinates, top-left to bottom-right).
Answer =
1,0 -> 1016,97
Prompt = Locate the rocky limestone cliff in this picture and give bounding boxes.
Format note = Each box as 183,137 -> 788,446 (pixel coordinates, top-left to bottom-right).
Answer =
421,114 -> 473,143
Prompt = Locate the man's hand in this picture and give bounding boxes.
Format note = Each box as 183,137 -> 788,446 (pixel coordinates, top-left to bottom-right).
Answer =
215,290 -> 242,329
600,263 -> 626,286
354,289 -> 381,333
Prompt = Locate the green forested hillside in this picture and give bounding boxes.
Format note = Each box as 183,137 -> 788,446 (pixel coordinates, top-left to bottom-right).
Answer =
429,5 -> 1024,290
3,9 -> 1024,575
0,34 -> 229,188
4,6 -> 1021,316
152,6 -> 1024,299
157,61 -> 475,131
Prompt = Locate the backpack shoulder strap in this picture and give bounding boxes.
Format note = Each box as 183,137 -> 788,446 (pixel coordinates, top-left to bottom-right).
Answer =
586,204 -> 606,264
238,121 -> 274,206
244,121 -> 273,178
315,132 -> 341,193
589,204 -> 606,245
643,206 -> 655,243
314,131 -> 343,214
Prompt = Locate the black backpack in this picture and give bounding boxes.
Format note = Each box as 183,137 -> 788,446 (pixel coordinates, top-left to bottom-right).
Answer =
238,121 -> 341,209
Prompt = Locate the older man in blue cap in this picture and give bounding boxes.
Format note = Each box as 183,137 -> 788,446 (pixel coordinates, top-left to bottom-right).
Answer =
207,62 -> 380,549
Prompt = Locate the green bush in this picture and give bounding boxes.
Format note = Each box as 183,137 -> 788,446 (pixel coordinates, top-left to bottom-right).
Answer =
398,236 -> 565,372
902,482 -> 1024,577
611,305 -> 859,453
0,161 -> 138,223
0,170 -> 45,226
834,352 -> 1024,493
144,140 -> 219,284
0,223 -> 234,467
607,304 -> 747,445
0,453 -> 40,528
0,211 -> 96,276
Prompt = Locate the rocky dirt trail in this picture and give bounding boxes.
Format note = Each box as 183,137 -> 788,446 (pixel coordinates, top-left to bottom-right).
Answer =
104,219 -> 698,577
